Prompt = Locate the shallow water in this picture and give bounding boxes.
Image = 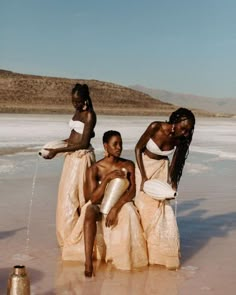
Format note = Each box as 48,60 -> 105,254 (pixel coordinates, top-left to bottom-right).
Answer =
1,114 -> 236,294
1,114 -> 236,179
1,113 -> 236,157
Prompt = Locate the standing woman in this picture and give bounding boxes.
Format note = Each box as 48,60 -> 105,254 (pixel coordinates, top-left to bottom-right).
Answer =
45,83 -> 96,248
135,108 -> 195,269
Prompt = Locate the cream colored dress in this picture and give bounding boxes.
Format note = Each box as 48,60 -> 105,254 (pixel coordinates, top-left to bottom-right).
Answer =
56,147 -> 96,247
62,201 -> 148,270
135,154 -> 180,269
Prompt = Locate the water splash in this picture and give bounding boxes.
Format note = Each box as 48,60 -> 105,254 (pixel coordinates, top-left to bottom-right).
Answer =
181,265 -> 199,272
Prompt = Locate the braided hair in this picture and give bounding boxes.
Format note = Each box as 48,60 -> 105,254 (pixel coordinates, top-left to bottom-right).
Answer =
72,83 -> 94,109
169,108 -> 195,187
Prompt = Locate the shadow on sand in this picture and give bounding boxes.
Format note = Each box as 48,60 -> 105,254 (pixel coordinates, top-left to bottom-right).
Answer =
177,198 -> 236,263
0,227 -> 26,240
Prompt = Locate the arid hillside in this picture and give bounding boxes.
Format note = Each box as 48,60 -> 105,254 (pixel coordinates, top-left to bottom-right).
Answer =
0,69 -> 217,116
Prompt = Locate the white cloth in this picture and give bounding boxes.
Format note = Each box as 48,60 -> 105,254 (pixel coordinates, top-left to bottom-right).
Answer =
146,138 -> 175,156
69,119 -> 84,134
56,147 -> 96,247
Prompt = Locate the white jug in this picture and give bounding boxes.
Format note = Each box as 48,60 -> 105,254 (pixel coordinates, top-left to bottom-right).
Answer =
100,168 -> 129,214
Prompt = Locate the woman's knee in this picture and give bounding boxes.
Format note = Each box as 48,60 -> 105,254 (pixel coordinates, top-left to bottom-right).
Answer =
85,204 -> 99,222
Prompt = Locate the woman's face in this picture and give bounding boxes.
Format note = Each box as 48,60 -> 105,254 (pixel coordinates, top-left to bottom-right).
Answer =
174,119 -> 193,138
105,135 -> 123,158
72,92 -> 84,110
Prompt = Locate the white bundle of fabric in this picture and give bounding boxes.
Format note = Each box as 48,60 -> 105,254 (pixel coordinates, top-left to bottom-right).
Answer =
143,179 -> 177,200
38,140 -> 67,158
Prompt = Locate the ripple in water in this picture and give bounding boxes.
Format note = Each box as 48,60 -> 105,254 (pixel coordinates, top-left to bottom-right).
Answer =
12,253 -> 34,261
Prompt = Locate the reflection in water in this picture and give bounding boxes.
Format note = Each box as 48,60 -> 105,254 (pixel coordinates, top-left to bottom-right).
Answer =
55,260 -> 183,295
55,260 -> 103,295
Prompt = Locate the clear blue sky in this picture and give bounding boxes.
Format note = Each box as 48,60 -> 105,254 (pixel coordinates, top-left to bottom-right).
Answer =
1,0 -> 236,98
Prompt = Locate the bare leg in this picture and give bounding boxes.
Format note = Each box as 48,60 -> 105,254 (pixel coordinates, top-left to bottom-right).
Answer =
84,204 -> 99,277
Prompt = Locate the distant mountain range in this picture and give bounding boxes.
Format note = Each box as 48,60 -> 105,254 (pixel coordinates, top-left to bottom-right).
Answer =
130,85 -> 236,115
0,69 -> 229,117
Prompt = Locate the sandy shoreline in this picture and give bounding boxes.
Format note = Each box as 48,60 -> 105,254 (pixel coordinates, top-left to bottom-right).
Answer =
0,150 -> 236,294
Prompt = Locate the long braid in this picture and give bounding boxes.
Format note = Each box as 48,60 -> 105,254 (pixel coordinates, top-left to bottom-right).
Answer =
169,108 -> 195,187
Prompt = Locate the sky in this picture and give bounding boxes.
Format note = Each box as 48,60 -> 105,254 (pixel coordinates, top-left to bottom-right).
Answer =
1,0 -> 236,98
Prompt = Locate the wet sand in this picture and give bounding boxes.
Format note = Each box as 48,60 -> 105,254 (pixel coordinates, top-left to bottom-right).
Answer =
1,150 -> 236,294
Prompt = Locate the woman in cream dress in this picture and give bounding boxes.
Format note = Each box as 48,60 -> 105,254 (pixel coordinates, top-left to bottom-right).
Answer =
62,130 -> 148,277
44,83 -> 96,248
135,108 -> 195,269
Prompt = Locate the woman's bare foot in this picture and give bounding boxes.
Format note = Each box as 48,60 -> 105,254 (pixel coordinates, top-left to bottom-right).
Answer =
84,263 -> 93,277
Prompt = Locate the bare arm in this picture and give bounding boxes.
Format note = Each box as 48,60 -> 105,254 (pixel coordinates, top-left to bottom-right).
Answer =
135,122 -> 160,190
84,165 -> 106,204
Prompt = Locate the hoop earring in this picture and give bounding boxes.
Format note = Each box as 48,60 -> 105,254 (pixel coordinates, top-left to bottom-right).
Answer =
82,100 -> 88,111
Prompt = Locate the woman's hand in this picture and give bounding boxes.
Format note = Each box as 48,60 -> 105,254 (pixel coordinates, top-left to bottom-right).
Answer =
106,169 -> 126,182
105,207 -> 119,227
44,149 -> 57,159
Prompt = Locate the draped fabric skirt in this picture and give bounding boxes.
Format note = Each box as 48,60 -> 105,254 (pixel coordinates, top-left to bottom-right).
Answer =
135,154 -> 180,269
62,201 -> 148,270
56,147 -> 96,248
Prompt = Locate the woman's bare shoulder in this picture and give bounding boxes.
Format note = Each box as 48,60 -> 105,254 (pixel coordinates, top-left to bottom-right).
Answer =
85,109 -> 97,123
119,158 -> 135,169
144,121 -> 163,136
148,121 -> 163,130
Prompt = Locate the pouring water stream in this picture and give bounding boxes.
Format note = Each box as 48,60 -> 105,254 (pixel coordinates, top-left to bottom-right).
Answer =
13,155 -> 40,261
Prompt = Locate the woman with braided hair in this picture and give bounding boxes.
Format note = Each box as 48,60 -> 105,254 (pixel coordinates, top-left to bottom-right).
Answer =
44,83 -> 97,249
135,107 -> 195,269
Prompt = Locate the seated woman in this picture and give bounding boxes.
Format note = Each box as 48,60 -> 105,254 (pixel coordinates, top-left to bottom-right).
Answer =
62,130 -> 148,277
135,108 -> 195,270
43,83 -> 96,248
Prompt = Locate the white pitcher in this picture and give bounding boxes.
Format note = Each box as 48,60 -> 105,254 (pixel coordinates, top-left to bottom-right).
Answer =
100,168 -> 129,214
